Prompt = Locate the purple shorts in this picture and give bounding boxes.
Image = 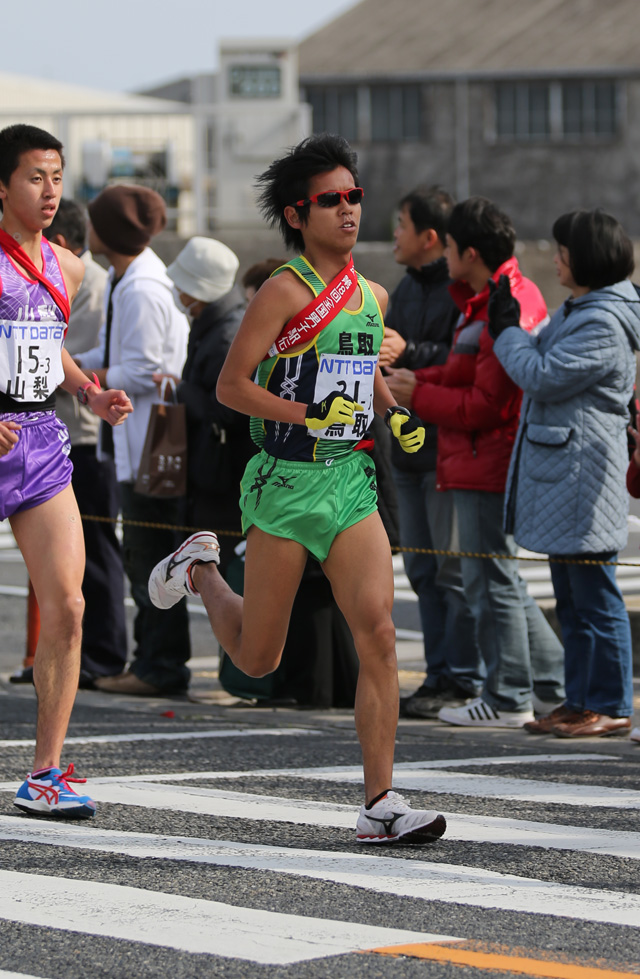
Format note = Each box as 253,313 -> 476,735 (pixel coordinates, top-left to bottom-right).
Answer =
0,411 -> 73,521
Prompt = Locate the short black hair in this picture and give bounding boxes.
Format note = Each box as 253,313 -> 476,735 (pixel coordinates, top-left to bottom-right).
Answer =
398,186 -> 455,245
552,209 -> 634,289
255,133 -> 359,252
0,124 -> 65,210
447,196 -> 516,272
43,198 -> 87,252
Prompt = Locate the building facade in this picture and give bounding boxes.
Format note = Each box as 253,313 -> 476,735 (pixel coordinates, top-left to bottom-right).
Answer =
299,0 -> 640,240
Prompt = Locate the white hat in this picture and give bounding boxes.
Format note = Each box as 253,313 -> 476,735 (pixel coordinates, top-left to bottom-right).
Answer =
167,237 -> 239,303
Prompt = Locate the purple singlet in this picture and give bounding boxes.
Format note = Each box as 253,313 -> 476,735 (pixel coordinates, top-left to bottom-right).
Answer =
0,239 -> 73,520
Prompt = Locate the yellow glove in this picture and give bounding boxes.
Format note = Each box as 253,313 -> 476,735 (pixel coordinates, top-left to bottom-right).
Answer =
305,391 -> 364,430
385,406 -> 425,453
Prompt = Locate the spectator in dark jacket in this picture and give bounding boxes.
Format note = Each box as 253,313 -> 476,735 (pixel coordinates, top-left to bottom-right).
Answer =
387,197 -> 565,728
381,188 -> 481,718
162,237 -> 253,576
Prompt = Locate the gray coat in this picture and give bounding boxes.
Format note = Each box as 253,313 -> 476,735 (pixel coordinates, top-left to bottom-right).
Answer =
493,279 -> 640,555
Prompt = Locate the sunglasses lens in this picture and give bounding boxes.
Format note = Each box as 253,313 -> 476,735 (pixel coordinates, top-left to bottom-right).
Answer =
346,189 -> 364,204
317,193 -> 342,207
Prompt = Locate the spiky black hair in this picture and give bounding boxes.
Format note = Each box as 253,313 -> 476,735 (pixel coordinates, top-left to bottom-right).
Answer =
255,133 -> 359,252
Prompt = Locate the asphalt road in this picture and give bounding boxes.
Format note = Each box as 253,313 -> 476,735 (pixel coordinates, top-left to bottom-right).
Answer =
1,539 -> 640,978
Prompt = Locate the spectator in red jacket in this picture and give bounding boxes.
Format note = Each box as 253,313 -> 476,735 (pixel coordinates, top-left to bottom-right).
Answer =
387,197 -> 565,728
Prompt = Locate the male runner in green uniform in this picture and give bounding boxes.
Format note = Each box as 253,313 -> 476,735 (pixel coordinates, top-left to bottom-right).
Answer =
149,134 -> 446,844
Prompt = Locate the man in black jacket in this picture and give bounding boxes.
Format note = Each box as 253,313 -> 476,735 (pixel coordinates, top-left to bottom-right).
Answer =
380,188 -> 482,718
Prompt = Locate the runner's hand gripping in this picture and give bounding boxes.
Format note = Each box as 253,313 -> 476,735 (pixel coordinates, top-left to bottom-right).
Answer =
385,406 -> 425,453
305,391 -> 364,430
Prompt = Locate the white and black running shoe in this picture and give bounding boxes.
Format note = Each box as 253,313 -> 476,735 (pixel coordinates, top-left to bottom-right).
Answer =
148,531 -> 220,609
356,791 -> 446,844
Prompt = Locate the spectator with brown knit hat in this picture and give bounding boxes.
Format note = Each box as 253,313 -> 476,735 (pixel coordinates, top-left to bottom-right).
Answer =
77,184 -> 190,696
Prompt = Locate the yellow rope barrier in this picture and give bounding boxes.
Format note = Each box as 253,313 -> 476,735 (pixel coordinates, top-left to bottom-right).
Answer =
78,513 -> 640,567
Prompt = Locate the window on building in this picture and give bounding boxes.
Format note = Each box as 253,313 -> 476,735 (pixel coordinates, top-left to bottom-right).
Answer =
370,85 -> 421,141
496,82 -> 550,138
495,80 -> 618,140
562,80 -> 617,136
306,87 -> 358,141
229,66 -> 281,98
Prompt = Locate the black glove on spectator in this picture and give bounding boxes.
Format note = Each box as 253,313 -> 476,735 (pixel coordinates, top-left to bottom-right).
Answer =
487,275 -> 522,340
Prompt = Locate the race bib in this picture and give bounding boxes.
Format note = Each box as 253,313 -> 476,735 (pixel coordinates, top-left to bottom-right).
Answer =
309,353 -> 377,440
0,320 -> 65,402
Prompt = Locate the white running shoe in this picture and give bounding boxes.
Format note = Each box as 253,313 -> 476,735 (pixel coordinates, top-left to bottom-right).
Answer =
356,791 -> 446,844
148,532 -> 220,609
438,697 -> 534,728
631,727 -> 640,743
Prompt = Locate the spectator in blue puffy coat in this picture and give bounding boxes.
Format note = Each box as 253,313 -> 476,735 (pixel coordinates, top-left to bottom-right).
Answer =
488,209 -> 640,739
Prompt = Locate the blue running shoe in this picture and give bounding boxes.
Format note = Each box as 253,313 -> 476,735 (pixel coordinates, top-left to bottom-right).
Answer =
14,763 -> 96,819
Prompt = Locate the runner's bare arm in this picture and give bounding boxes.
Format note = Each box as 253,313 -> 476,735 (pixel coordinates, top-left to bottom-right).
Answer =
59,348 -> 133,426
48,242 -> 84,305
217,272 -> 312,425
373,367 -> 400,416
365,280 -> 398,416
367,279 -> 388,320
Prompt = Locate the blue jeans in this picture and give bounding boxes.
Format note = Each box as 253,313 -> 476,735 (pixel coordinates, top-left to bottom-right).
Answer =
549,553 -> 633,717
393,468 -> 482,696
453,489 -> 565,713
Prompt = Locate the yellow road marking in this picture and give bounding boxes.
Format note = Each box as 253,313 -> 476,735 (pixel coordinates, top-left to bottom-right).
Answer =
367,941 -> 639,978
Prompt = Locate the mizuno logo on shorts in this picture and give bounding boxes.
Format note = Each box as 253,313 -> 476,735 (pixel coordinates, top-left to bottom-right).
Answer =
272,475 -> 294,489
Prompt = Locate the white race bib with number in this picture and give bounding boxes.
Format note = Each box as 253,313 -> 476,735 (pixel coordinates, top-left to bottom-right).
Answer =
0,320 -> 65,403
309,353 -> 377,440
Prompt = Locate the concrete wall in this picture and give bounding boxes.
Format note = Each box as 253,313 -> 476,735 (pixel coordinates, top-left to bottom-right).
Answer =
342,76 -> 640,243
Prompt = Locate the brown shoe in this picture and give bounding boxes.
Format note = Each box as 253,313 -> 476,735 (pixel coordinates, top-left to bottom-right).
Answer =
551,710 -> 632,738
523,703 -> 581,734
93,672 -> 160,696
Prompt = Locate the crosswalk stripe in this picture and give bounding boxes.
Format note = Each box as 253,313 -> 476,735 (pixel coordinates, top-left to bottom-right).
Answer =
0,728 -> 314,748
35,752 -> 606,786
0,825 -> 637,929
0,869 -> 457,965
187,763 -> 636,809
2,780 -> 640,858
0,973 -> 48,979
40,760 -> 631,811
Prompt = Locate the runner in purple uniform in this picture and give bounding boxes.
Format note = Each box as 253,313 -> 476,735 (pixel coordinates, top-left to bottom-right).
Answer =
0,124 -> 132,818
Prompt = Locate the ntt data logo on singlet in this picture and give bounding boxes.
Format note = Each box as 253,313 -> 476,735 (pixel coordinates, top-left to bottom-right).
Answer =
310,354 -> 377,441
318,354 -> 376,379
0,322 -> 65,341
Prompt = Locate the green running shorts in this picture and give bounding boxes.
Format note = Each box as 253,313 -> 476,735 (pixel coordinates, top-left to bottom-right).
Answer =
239,449 -> 378,562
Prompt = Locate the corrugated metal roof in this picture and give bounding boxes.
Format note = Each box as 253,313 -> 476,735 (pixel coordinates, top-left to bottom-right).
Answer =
299,0 -> 640,78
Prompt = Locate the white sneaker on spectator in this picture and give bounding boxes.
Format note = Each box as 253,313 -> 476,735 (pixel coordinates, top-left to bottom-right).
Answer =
148,532 -> 220,609
439,697 -> 534,728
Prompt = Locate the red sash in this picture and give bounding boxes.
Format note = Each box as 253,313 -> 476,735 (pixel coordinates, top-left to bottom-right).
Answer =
264,256 -> 358,359
0,228 -> 71,324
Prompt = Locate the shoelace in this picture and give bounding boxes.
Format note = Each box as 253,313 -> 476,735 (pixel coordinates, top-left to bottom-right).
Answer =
57,763 -> 87,788
383,791 -> 410,813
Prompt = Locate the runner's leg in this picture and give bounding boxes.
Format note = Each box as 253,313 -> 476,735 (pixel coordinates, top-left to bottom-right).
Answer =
10,484 -> 85,771
192,526 -> 308,677
321,511 -> 398,803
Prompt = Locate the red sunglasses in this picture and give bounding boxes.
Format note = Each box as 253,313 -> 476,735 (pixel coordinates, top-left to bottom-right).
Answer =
292,187 -> 364,208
